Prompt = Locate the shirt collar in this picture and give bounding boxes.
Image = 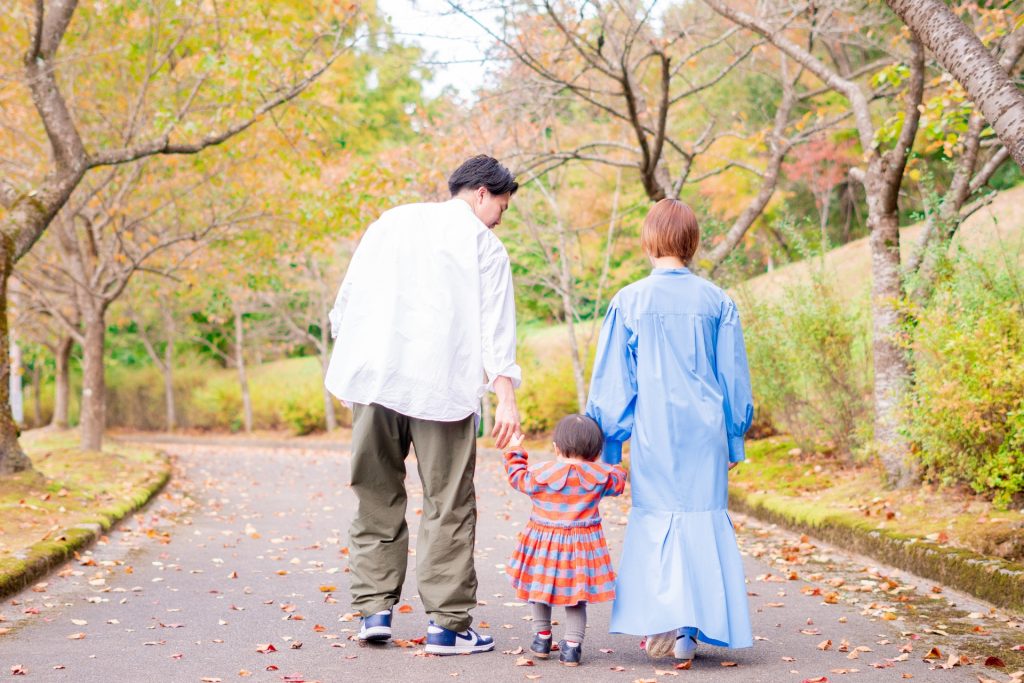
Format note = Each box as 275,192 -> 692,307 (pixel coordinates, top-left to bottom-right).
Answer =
652,266 -> 691,275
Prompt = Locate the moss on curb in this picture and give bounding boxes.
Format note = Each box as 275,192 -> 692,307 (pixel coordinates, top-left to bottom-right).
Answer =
729,486 -> 1024,613
0,454 -> 170,600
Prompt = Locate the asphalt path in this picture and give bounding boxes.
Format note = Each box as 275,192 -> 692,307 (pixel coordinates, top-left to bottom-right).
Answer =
1,439 -> 1017,682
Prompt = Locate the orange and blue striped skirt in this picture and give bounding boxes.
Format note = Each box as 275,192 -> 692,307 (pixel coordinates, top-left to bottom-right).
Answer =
506,516 -> 616,606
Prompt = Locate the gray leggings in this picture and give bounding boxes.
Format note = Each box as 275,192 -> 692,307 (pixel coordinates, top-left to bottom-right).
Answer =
531,601 -> 587,643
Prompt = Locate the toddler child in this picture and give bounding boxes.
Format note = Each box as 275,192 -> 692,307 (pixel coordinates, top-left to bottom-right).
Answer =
504,414 -> 627,666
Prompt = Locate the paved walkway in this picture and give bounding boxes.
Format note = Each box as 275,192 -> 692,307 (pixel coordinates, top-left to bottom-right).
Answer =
1,440 -> 1016,682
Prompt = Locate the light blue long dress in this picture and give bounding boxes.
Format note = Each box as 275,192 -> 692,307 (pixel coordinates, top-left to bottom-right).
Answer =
585,267 -> 754,648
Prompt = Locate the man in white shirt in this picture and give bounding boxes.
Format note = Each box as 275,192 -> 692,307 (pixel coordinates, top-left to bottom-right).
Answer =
325,155 -> 522,656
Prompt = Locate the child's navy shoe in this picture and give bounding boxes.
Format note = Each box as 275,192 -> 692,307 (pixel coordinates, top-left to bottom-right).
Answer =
358,608 -> 393,642
530,633 -> 552,659
558,639 -> 582,666
425,622 -> 495,655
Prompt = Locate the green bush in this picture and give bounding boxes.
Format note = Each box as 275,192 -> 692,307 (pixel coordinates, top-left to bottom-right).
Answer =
740,271 -> 873,458
905,255 -> 1024,507
516,341 -> 593,435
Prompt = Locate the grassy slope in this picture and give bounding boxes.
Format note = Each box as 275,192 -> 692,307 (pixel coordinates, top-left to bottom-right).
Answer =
524,184 -> 1024,359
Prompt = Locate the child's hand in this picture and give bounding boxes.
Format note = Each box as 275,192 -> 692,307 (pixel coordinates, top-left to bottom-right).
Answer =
507,432 -> 525,451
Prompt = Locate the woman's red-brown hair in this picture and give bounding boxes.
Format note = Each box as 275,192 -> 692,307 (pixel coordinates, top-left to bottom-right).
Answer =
641,198 -> 700,264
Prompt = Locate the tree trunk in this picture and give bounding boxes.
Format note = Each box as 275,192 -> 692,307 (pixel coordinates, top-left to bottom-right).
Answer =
320,311 -> 337,432
481,391 -> 494,437
865,171 -> 913,487
10,335 -> 23,426
32,360 -> 43,427
885,0 -> 1024,169
163,307 -> 176,431
79,312 -> 106,451
51,335 -> 72,429
163,348 -> 176,432
234,309 -> 253,433
0,252 -> 32,474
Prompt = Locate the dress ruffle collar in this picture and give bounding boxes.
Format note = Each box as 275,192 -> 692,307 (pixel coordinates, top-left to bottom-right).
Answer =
530,459 -> 614,491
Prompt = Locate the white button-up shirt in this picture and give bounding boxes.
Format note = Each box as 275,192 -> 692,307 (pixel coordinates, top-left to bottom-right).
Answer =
325,198 -> 522,422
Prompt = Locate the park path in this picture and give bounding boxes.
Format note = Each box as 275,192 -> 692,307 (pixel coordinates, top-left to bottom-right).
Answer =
0,439 -> 1012,682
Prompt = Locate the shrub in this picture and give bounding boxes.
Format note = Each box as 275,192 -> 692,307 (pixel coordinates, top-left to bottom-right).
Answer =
740,270 -> 873,458
516,340 -> 593,435
905,254 -> 1024,507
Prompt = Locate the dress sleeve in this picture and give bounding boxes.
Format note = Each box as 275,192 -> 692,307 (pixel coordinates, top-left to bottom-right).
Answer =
716,298 -> 755,463
504,450 -> 534,494
479,234 -> 522,389
602,465 -> 627,497
584,299 -> 638,465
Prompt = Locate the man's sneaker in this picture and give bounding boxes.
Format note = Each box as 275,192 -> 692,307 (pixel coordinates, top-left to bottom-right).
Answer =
673,628 -> 698,661
530,633 -> 552,659
358,609 -> 393,642
558,640 -> 582,666
425,622 -> 495,655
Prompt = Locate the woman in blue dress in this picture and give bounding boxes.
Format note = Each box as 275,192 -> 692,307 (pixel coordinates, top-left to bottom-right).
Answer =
585,198 -> 754,660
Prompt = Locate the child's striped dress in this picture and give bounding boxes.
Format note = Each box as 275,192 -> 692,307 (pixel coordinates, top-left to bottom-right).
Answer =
504,450 -> 627,606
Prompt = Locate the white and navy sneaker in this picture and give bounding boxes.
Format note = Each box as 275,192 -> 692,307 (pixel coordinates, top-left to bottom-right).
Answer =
358,608 -> 393,642
424,622 -> 495,655
673,628 -> 698,661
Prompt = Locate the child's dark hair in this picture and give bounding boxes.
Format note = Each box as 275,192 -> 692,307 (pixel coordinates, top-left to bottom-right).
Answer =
552,414 -> 604,462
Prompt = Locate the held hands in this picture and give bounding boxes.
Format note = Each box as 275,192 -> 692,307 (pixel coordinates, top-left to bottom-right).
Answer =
507,432 -> 525,452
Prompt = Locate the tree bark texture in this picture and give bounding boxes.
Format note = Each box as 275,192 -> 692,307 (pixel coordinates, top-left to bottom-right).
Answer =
885,0 -> 1024,170
79,314 -> 106,451
0,241 -> 32,473
320,311 -> 337,432
234,309 -> 253,434
51,335 -> 73,429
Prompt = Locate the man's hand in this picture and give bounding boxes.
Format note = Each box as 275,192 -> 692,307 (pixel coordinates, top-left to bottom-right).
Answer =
728,461 -> 740,471
491,376 -> 521,450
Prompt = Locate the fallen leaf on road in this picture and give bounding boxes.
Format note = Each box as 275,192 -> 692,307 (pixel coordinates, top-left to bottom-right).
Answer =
610,665 -> 626,671
600,648 -> 614,653
319,585 -> 336,592
515,657 -> 534,666
503,646 -> 525,655
817,640 -> 832,651
801,678 -> 828,683
256,643 -> 277,654
290,641 -> 303,649
720,661 -> 738,667
238,670 -> 252,677
654,669 -> 677,676
11,665 -> 26,676
67,632 -> 86,640
923,647 -> 942,660
984,657 -> 1006,667
397,604 -> 414,613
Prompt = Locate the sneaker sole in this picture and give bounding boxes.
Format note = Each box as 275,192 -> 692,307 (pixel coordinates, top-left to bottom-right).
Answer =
531,652 -> 550,660
424,643 -> 495,655
358,626 -> 392,642
560,661 -> 580,667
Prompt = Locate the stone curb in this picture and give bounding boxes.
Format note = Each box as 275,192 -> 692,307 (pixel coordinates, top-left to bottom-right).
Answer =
0,452 -> 172,600
729,487 -> 1024,614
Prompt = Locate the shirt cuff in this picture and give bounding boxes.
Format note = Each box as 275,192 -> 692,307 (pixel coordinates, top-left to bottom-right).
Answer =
728,435 -> 746,463
602,440 -> 623,465
486,363 -> 523,391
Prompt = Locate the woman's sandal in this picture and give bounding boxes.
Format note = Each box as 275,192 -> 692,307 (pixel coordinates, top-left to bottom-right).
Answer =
644,630 -> 677,659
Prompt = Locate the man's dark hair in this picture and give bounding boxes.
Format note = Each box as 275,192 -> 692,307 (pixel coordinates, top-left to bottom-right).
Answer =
448,155 -> 519,197
552,414 -> 604,462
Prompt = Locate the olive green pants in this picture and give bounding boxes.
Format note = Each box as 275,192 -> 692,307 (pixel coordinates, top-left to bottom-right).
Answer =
348,402 -> 479,631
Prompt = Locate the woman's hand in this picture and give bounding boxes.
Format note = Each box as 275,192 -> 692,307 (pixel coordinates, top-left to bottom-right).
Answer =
728,461 -> 740,471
